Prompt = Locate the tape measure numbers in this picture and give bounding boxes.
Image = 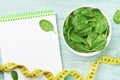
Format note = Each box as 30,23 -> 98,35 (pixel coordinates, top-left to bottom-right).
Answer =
0,56 -> 120,80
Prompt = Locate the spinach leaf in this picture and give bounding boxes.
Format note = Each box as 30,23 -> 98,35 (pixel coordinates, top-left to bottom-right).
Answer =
76,25 -> 93,36
72,14 -> 88,26
81,8 -> 94,17
65,15 -> 73,27
39,19 -> 55,32
69,43 -> 90,53
113,10 -> 120,24
73,24 -> 87,33
105,26 -> 109,37
70,32 -> 85,43
91,35 -> 107,51
91,8 -> 101,16
67,26 -> 74,40
87,32 -> 98,47
73,7 -> 86,15
95,15 -> 108,34
11,71 -> 18,80
75,43 -> 90,52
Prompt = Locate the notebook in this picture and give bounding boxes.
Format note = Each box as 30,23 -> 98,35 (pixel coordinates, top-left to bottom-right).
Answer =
0,10 -> 62,80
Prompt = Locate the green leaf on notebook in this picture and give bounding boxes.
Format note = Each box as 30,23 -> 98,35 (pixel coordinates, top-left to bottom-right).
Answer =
39,19 -> 55,32
11,71 -> 18,80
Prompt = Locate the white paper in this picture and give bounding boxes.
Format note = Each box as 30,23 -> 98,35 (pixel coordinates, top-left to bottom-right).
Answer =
0,14 -> 62,80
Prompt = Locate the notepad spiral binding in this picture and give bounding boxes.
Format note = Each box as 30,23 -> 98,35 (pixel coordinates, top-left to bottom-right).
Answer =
0,10 -> 55,22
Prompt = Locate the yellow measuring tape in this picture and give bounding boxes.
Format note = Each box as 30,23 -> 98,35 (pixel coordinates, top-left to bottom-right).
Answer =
0,56 -> 120,80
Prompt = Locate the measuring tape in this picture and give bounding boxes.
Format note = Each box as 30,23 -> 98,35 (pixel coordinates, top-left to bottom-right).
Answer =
0,56 -> 120,80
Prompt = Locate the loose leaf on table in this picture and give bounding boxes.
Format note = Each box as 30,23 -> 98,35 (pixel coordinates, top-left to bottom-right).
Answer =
113,10 -> 120,24
11,71 -> 18,80
39,19 -> 55,32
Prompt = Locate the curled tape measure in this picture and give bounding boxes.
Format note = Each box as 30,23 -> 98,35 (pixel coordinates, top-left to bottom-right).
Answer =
0,56 -> 120,80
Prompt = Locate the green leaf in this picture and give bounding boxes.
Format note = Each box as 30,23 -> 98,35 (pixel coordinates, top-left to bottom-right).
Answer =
76,25 -> 93,36
113,10 -> 120,24
72,14 -> 88,26
69,42 -> 90,53
73,7 -> 86,15
39,19 -> 55,32
91,35 -> 107,51
81,8 -> 94,17
91,8 -> 101,16
75,43 -> 90,52
67,26 -> 74,40
105,26 -> 109,37
70,32 -> 85,43
64,15 -> 73,27
87,32 -> 98,47
94,14 -> 108,34
11,71 -> 18,80
92,9 -> 109,34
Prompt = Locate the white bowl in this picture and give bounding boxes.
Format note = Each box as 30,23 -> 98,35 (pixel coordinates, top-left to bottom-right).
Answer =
62,6 -> 112,57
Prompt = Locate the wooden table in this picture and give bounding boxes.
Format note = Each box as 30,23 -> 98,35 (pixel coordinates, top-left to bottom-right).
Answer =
0,0 -> 120,80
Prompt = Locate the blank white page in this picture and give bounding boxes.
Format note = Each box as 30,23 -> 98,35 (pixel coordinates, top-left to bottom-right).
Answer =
0,12 -> 62,80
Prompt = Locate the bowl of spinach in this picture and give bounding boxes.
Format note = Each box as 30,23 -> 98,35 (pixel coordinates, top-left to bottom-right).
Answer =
63,7 -> 111,56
